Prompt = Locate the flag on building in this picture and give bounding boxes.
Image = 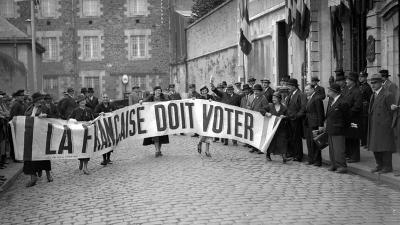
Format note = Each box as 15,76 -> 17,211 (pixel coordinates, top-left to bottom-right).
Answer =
285,0 -> 311,40
239,0 -> 252,55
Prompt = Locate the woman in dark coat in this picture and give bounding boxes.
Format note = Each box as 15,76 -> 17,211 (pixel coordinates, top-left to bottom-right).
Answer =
94,93 -> 116,165
197,85 -> 214,157
68,94 -> 94,174
24,92 -> 54,187
141,86 -> 169,157
266,92 -> 289,163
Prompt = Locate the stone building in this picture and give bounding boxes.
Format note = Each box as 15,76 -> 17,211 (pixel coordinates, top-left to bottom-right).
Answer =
0,17 -> 44,94
3,0 -> 173,100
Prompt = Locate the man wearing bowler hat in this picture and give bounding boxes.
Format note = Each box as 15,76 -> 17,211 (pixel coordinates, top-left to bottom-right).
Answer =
359,71 -> 373,147
311,76 -> 326,100
57,87 -> 77,119
380,69 -> 398,101
323,83 -> 350,173
286,78 -> 306,161
86,87 -> 99,111
261,78 -> 274,103
368,73 -> 396,174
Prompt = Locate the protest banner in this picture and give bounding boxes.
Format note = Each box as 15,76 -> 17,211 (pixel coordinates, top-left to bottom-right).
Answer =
10,99 -> 281,161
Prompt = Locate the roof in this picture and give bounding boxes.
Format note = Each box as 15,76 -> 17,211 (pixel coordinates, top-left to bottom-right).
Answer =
0,17 -> 28,39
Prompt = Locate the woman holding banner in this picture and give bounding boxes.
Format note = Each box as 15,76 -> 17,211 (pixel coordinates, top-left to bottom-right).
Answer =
141,86 -> 169,157
69,94 -> 94,174
24,93 -> 53,187
266,92 -> 289,163
197,85 -> 214,157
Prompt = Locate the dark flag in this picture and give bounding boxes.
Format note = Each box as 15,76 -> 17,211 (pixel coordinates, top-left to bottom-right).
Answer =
285,0 -> 310,40
239,0 -> 252,55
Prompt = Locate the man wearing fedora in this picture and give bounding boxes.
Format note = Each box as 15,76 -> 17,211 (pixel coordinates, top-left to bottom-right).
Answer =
261,78 -> 274,103
380,69 -> 398,101
58,88 -> 77,120
343,72 -> 362,163
335,70 -> 346,92
368,73 -> 396,174
359,72 -> 373,147
211,81 -> 241,146
310,76 -> 326,100
323,83 -> 350,173
167,84 -> 182,100
286,78 -> 306,161
86,88 -> 99,111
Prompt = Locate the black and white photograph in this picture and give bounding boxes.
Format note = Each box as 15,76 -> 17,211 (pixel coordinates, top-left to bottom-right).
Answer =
0,0 -> 400,224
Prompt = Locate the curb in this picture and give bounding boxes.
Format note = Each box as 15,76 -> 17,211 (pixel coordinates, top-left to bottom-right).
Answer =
0,165 -> 23,193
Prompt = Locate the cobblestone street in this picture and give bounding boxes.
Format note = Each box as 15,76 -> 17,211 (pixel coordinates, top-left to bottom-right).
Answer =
1,136 -> 400,225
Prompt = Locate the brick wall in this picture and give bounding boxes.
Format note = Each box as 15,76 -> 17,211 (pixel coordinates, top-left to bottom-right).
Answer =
8,0 -> 171,100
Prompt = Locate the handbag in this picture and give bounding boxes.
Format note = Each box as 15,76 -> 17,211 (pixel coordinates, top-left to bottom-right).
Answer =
313,131 -> 328,151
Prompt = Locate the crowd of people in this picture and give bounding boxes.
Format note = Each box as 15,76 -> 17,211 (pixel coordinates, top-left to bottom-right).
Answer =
0,68 -> 399,188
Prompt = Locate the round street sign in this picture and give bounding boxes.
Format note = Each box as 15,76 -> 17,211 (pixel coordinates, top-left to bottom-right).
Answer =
122,74 -> 129,84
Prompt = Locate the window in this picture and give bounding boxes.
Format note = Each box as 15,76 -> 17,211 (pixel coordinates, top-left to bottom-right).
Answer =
43,77 -> 58,90
130,35 -> 148,58
128,0 -> 147,16
131,76 -> 145,90
42,37 -> 58,61
0,0 -> 16,18
84,76 -> 100,96
82,0 -> 99,17
83,36 -> 100,60
40,0 -> 57,18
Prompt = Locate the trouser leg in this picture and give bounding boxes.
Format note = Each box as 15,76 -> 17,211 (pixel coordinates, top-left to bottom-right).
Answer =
373,152 -> 383,169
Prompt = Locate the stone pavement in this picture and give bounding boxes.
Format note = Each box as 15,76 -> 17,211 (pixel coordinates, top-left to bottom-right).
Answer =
1,136 -> 400,225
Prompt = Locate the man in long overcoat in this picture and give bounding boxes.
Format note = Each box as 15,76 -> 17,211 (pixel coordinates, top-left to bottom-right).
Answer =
359,72 -> 373,147
368,74 -> 396,174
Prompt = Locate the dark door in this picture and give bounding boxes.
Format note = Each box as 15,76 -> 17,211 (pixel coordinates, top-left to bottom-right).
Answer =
277,21 -> 288,83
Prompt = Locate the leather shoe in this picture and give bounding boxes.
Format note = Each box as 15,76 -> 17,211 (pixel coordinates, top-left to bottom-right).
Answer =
313,163 -> 322,167
249,148 -> 257,153
328,167 -> 337,171
257,151 -> 264,154
335,167 -> 347,174
378,168 -> 393,174
347,159 -> 359,163
370,167 -> 382,173
266,155 -> 272,161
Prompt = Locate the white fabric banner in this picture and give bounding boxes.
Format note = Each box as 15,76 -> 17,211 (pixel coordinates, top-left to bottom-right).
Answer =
10,99 -> 281,161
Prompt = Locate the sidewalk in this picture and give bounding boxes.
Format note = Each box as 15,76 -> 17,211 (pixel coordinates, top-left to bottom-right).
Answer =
307,142 -> 400,189
0,161 -> 23,192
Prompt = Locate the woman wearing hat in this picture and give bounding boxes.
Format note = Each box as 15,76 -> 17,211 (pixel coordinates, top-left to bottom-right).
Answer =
69,94 -> 94,174
24,92 -> 54,187
197,86 -> 214,157
141,86 -> 169,157
265,92 -> 289,163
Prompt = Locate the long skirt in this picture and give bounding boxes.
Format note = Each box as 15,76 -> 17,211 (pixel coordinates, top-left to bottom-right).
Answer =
268,125 -> 288,155
143,135 -> 169,146
23,160 -> 51,175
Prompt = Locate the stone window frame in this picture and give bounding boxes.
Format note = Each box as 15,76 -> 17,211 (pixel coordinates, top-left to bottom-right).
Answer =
36,31 -> 63,62
42,76 -> 59,90
77,30 -> 104,62
77,0 -> 103,18
37,0 -> 61,19
0,0 -> 20,18
124,0 -> 150,17
125,29 -> 152,60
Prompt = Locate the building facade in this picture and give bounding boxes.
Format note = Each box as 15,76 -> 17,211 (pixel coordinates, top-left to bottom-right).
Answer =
3,0 -> 172,100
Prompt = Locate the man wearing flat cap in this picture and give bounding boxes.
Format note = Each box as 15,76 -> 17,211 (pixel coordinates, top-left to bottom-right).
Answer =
380,69 -> 399,101
286,78 -> 307,161
311,76 -> 326,100
368,73 -> 396,174
167,84 -> 182,100
261,78 -> 274,103
57,88 -> 77,120
359,72 -> 373,147
343,72 -> 363,163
